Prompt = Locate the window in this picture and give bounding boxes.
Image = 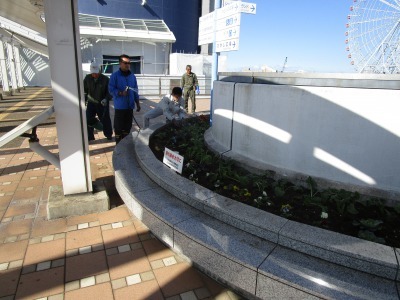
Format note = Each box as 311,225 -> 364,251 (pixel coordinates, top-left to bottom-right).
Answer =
102,55 -> 141,74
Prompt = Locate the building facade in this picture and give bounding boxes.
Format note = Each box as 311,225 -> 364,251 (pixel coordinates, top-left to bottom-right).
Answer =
0,0 -> 204,88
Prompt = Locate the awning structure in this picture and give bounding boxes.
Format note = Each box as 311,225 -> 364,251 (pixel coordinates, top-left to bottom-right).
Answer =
78,14 -> 176,44
0,16 -> 48,57
0,11 -> 176,56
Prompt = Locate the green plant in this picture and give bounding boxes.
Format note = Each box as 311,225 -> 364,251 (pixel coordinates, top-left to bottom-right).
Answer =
355,218 -> 385,244
149,116 -> 400,248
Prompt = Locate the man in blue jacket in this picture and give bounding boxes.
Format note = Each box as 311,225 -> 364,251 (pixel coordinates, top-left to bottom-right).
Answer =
109,54 -> 141,144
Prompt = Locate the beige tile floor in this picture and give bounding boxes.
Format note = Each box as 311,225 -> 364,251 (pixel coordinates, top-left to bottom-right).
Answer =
0,88 -> 241,300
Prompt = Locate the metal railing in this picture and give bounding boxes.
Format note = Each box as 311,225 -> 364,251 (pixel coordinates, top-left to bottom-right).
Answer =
133,75 -> 212,97
0,105 -> 60,168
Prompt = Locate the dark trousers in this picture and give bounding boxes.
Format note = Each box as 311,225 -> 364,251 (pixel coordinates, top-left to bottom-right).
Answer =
114,109 -> 133,144
86,102 -> 113,140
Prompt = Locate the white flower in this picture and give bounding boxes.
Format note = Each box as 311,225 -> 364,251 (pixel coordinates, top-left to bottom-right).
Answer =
206,173 -> 210,177
321,212 -> 328,219
185,163 -> 190,168
263,191 -> 267,197
189,174 -> 194,180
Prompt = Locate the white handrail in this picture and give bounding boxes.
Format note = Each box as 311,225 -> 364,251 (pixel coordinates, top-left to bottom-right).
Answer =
0,105 -> 60,168
0,105 -> 55,147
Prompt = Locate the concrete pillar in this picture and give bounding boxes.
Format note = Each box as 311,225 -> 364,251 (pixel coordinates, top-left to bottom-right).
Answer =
210,0 -> 221,126
43,0 -> 92,195
0,41 -> 10,95
200,0 -> 212,55
13,44 -> 24,89
6,42 -> 18,94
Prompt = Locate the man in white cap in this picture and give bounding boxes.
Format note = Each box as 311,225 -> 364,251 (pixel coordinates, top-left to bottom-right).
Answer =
83,61 -> 113,141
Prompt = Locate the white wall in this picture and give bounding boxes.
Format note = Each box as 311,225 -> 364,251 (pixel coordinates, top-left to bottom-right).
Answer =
169,53 -> 227,77
210,73 -> 400,198
81,40 -> 169,74
19,48 -> 51,87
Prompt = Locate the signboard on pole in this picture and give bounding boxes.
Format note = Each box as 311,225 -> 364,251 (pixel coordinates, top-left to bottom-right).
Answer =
216,12 -> 241,32
198,11 -> 215,46
217,1 -> 241,19
216,25 -> 240,42
215,3 -> 241,52
216,38 -> 239,52
198,1 -> 256,51
223,1 -> 257,14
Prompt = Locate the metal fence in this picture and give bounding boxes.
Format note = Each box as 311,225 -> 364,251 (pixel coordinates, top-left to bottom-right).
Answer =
135,75 -> 212,98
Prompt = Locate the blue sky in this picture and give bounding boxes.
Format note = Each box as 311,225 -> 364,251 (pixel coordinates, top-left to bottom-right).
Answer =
221,0 -> 355,73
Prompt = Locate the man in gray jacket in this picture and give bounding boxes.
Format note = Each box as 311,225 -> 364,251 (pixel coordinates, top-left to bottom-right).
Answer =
143,87 -> 187,129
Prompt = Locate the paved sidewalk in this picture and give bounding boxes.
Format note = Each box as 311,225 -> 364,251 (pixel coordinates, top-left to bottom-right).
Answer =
0,88 -> 240,300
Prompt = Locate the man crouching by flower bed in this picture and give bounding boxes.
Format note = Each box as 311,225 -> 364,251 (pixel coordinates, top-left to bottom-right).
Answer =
143,87 -> 189,129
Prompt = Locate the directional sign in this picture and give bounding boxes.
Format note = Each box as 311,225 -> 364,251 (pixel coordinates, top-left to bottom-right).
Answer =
216,12 -> 241,31
198,32 -> 214,46
198,11 -> 215,45
199,11 -> 215,33
216,25 -> 240,42
198,0 -> 255,48
216,38 -> 239,52
215,9 -> 241,52
217,1 -> 241,19
223,1 -> 257,14
240,2 -> 257,14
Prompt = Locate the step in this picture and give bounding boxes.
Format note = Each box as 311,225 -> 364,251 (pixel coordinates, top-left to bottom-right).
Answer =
113,126 -> 400,300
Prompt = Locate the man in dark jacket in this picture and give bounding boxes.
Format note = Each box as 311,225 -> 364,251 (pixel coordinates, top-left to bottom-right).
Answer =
108,54 -> 141,144
84,61 -> 113,141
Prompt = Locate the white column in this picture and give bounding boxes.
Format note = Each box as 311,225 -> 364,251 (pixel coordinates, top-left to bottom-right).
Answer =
43,0 -> 92,195
13,44 -> 24,89
0,41 -> 10,93
210,0 -> 221,126
201,0 -> 212,55
6,42 -> 18,93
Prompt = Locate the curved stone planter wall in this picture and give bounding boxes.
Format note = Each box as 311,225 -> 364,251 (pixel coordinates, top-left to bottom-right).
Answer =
113,127 -> 400,300
211,73 -> 400,200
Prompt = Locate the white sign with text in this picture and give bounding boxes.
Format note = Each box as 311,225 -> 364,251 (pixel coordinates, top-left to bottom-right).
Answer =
163,147 -> 184,174
216,25 -> 240,43
216,38 -> 240,52
198,11 -> 215,45
223,0 -> 257,14
198,1 -> 255,51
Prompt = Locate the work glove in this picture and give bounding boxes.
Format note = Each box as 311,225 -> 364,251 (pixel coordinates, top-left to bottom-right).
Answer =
196,86 -> 200,94
88,117 -> 103,131
101,99 -> 107,106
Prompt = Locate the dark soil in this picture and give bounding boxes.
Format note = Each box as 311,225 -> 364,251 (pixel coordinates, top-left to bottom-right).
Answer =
149,115 -> 400,248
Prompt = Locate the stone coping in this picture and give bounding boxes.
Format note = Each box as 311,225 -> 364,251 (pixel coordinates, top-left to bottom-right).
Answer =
113,125 -> 400,299
219,72 -> 400,89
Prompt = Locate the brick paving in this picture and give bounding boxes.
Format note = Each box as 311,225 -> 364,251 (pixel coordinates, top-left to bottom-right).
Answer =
0,87 -> 241,300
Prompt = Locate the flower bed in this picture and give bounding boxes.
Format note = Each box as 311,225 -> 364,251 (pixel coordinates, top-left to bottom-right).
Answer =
149,115 -> 400,248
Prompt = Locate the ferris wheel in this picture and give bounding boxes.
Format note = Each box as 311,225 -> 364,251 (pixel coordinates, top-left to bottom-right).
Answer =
345,0 -> 400,74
